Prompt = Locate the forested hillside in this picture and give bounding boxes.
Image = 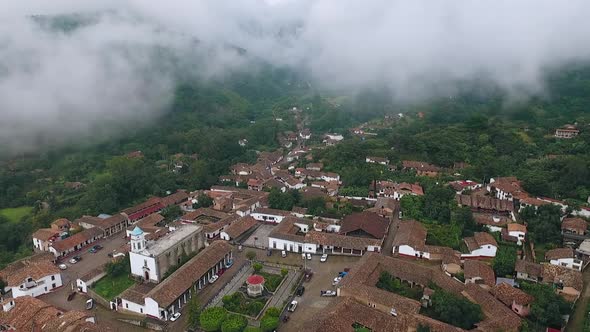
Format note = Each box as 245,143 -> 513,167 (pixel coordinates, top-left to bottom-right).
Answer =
0,15 -> 589,267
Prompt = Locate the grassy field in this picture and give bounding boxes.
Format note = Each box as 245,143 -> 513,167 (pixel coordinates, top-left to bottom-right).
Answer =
0,206 -> 33,222
93,274 -> 135,300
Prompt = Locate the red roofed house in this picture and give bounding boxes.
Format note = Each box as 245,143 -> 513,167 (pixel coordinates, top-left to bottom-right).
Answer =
562,217 -> 587,236
462,232 -> 498,258
0,253 -> 61,298
463,260 -> 495,289
339,212 -> 390,240
492,283 -> 534,317
545,248 -> 582,271
247,178 -> 264,191
122,197 -> 165,223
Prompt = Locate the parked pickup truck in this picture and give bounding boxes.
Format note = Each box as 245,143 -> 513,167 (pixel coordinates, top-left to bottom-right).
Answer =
320,290 -> 337,297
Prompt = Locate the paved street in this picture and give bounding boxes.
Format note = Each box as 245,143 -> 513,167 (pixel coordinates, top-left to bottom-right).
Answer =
58,234 -> 129,288
266,267 -> 300,310
381,201 -> 400,256
279,255 -> 361,332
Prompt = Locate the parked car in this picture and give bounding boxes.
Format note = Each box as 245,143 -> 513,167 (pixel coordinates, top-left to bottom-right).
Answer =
338,271 -> 348,278
85,299 -> 94,310
209,275 -> 219,283
301,253 -> 306,260
321,290 -> 337,297
296,286 -> 305,296
320,254 -> 328,262
69,256 -> 81,264
304,269 -> 313,282
332,277 -> 342,286
89,247 -> 97,254
281,250 -> 287,258
170,312 -> 181,322
267,249 -> 272,256
306,253 -> 311,260
58,264 -> 67,270
93,244 -> 103,250
287,300 -> 298,312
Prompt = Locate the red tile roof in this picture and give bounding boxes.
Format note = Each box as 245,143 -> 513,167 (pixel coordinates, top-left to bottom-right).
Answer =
339,211 -> 390,239
562,217 -> 587,232
492,283 -> 534,306
392,220 -> 427,250
545,247 -> 574,261
0,253 -> 58,287
50,227 -> 103,252
223,216 -> 258,239
147,241 -> 233,307
463,260 -> 495,287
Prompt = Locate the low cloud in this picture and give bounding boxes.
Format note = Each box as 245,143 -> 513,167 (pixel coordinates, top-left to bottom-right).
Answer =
2,0 -> 590,155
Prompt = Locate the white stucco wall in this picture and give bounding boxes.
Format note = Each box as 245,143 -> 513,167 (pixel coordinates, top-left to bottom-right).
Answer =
251,213 -> 285,224
10,273 -> 62,298
130,252 -> 159,282
462,245 -> 497,258
550,258 -> 582,271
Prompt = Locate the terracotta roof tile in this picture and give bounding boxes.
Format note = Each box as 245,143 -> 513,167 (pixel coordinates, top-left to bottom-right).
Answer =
0,252 -> 58,287
147,241 -> 233,307
50,228 -> 103,252
514,260 -> 542,277
562,217 -> 587,232
392,220 -> 427,250
339,211 -> 390,239
545,248 -> 574,261
463,260 -> 495,287
492,283 -> 534,306
223,216 -> 258,239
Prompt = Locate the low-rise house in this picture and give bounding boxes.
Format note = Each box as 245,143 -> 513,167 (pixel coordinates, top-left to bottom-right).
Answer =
220,216 -> 258,242
487,177 -> 527,202
401,160 -> 441,177
32,228 -> 60,252
545,248 -> 582,271
251,208 -> 290,224
125,213 -> 165,237
76,266 -> 106,293
555,124 -> 580,139
78,213 -> 129,237
49,228 -> 104,258
283,176 -> 306,190
267,217 -> 313,253
120,241 -> 233,320
306,163 -> 323,171
305,231 -> 382,256
541,263 -> 583,301
449,180 -> 482,194
0,253 -> 61,298
247,178 -> 264,191
462,232 -> 498,258
441,250 -> 462,275
474,213 -> 510,233
0,296 -> 102,332
392,220 -> 427,257
456,194 -> 516,220
576,238 -> 590,261
122,197 -> 165,223
492,283 -> 534,317
515,260 -> 542,282
299,128 -> 311,140
371,181 -> 424,200
505,223 -> 527,245
562,217 -> 587,236
365,156 -> 389,165
463,260 -> 495,289
339,211 -> 390,240
518,197 -> 551,211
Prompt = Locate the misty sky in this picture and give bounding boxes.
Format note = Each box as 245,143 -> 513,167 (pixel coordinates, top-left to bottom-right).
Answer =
2,0 -> 590,155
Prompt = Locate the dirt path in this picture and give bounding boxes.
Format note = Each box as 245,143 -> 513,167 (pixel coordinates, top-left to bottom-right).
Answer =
566,266 -> 590,331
